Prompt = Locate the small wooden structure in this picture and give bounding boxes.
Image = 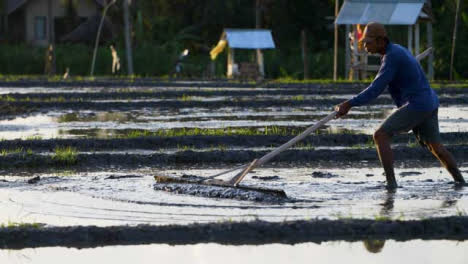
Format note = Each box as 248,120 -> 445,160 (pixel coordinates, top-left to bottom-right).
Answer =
335,0 -> 434,80
210,28 -> 275,79
3,0 -> 107,46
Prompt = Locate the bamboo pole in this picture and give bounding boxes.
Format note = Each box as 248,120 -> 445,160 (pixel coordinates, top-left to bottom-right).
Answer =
450,0 -> 461,80
333,0 -> 339,81
90,0 -> 116,76
123,0 -> 134,75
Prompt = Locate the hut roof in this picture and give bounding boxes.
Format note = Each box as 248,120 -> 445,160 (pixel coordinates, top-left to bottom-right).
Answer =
335,0 -> 431,25
223,29 -> 275,49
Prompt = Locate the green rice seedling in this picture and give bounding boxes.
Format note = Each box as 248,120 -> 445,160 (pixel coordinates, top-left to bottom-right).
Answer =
291,95 -> 305,101
52,146 -> 78,165
374,215 -> 391,221
177,144 -> 195,151
0,147 -> 24,156
407,139 -> 419,148
126,130 -> 152,138
178,94 -> 194,101
218,144 -> 227,151
365,139 -> 375,148
295,142 -> 315,150
24,135 -> 43,141
0,95 -> 16,102
1,221 -> 41,229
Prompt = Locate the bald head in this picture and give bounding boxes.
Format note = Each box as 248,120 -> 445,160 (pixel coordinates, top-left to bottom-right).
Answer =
360,22 -> 388,54
360,22 -> 387,43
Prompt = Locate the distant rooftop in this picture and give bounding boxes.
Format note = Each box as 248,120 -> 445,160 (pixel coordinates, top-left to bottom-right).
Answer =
223,29 -> 276,49
335,0 -> 429,25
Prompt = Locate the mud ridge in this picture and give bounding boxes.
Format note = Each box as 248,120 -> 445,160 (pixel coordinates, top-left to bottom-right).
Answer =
7,97 -> 468,112
1,79 -> 466,91
0,145 -> 466,169
1,133 -> 467,151
1,217 -> 468,249
2,86 -> 467,100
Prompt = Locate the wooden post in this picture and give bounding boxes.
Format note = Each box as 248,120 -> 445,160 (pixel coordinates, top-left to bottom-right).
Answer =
345,25 -> 350,79
450,0 -> 461,80
255,0 -> 264,77
301,29 -> 309,80
426,0 -> 434,80
427,22 -> 434,80
414,23 -> 420,56
123,0 -> 134,75
408,25 -> 413,54
353,25 -> 358,80
47,0 -> 55,75
333,0 -> 339,81
227,47 -> 235,78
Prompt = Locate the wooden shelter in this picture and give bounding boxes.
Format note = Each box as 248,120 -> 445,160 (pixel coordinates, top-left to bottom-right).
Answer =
335,0 -> 434,80
2,0 -> 106,46
210,28 -> 276,79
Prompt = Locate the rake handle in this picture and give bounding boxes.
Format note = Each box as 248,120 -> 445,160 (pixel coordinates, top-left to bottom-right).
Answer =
256,111 -> 337,167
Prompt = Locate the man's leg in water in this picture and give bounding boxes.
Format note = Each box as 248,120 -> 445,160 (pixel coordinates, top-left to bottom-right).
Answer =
413,109 -> 465,184
426,143 -> 465,183
374,129 -> 398,189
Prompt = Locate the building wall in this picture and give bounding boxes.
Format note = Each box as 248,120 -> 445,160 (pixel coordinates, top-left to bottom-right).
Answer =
25,0 -> 100,46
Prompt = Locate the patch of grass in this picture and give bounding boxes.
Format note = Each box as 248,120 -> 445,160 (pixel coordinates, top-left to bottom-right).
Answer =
177,144 -> 195,151
52,146 -> 78,165
178,94 -> 194,101
24,135 -> 43,141
407,139 -> 420,148
374,215 -> 391,221
351,139 -> 374,149
295,142 -> 315,150
120,126 -> 303,138
0,95 -> 16,102
0,147 -> 29,156
291,95 -> 305,101
0,221 -> 42,229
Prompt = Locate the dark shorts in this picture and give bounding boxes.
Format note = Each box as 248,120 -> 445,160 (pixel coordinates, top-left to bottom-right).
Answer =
379,104 -> 441,146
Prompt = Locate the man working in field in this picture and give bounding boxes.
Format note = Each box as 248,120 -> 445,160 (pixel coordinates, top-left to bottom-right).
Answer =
335,22 -> 465,189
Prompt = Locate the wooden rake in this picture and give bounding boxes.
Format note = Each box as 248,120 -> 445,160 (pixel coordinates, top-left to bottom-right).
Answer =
205,111 -> 338,186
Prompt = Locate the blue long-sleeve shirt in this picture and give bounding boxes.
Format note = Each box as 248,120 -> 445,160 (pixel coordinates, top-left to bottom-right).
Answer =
349,43 -> 439,112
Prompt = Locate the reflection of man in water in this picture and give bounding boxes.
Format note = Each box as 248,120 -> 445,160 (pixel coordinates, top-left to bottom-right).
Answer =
110,44 -> 120,74
363,239 -> 385,253
335,22 -> 465,189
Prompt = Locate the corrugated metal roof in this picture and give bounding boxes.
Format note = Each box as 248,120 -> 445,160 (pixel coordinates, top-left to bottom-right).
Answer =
224,29 -> 275,49
335,0 -> 426,25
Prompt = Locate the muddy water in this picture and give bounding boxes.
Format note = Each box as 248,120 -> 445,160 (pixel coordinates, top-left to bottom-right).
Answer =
1,106 -> 467,140
1,165 -> 467,226
1,240 -> 467,264
1,83 -> 468,249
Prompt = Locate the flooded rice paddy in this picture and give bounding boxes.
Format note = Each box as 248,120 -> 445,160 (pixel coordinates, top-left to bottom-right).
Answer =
1,80 -> 468,251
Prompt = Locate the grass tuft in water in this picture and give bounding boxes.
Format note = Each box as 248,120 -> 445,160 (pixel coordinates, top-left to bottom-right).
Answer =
52,146 -> 78,165
0,221 -> 42,229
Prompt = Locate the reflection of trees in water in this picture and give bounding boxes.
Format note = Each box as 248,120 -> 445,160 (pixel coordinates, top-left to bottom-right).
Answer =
363,239 -> 386,253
